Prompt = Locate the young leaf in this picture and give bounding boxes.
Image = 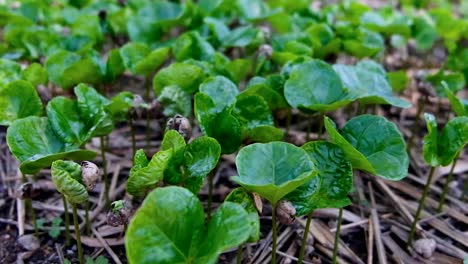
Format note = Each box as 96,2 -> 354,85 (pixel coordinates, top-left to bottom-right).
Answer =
184,136 -> 221,178
21,63 -> 48,87
232,142 -> 317,204
153,62 -> 205,95
0,80 -> 43,126
125,186 -> 251,264
6,116 -> 96,174
286,141 -> 353,216
51,160 -> 88,204
333,60 -> 411,108
225,188 -> 260,242
126,149 -> 172,197
324,115 -> 409,180
157,85 -> 192,117
284,60 -> 353,112
423,113 -> 468,167
199,76 -> 239,113
445,86 -> 468,116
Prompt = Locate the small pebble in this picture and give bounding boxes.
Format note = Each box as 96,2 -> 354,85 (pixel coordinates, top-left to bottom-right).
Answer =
18,234 -> 40,251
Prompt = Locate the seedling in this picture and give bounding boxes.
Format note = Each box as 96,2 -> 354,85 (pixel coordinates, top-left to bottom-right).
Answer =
232,142 -> 317,263
125,186 -> 252,264
408,113 -> 468,246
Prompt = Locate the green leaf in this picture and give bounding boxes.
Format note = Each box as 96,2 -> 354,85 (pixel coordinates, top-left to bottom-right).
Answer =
74,84 -> 114,138
6,116 -> 96,174
105,49 -> 125,82
194,93 -> 242,154
45,50 -> 102,89
0,59 -> 21,83
22,63 -> 48,87
120,43 -> 170,77
184,136 -> 221,178
153,63 -> 205,95
72,14 -> 103,45
126,149 -> 172,197
286,141 -> 353,216
233,94 -> 273,130
225,188 -> 260,242
105,92 -> 134,122
284,60 -> 352,112
46,97 -> 88,145
387,71 -> 409,93
232,142 -> 317,204
333,60 -> 411,108
325,115 -> 409,180
445,86 -> 468,116
343,28 -> 384,58
51,160 -> 88,204
0,80 -> 43,126
157,85 -> 192,117
245,126 -> 284,143
199,76 -> 239,113
126,186 -> 250,264
222,26 -> 259,48
426,71 -> 466,97
423,113 -> 468,166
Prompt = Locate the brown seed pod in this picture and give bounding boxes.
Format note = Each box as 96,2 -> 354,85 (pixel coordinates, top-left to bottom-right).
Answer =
276,200 -> 296,225
107,200 -> 130,227
81,161 -> 100,191
252,193 -> 263,214
258,44 -> 273,59
166,114 -> 192,142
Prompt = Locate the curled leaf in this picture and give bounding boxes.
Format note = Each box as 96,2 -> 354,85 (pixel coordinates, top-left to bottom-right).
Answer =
51,160 -> 88,204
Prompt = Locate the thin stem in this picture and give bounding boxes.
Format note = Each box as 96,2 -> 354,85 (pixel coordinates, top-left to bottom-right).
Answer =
298,212 -> 313,264
406,97 -> 425,153
129,117 -> 136,158
286,109 -> 292,136
407,166 -> 436,247
62,195 -> 70,246
100,136 -> 109,207
236,244 -> 243,264
271,203 -> 278,264
85,202 -> 91,236
437,154 -> 459,212
207,171 -> 214,221
306,116 -> 312,141
72,204 -> 84,264
317,112 -> 324,140
146,113 -> 151,150
26,199 -> 38,236
332,207 -> 344,264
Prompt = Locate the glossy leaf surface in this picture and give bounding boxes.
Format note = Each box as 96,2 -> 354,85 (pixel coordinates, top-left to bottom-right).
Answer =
184,136 -> 221,178
232,142 -> 317,204
287,141 -> 353,216
51,160 -> 88,204
0,80 -> 42,126
225,188 -> 260,242
126,186 -> 250,264
325,115 -> 408,180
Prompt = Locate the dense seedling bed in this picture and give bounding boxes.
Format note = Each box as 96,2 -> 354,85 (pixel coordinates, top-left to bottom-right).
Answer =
0,0 -> 467,263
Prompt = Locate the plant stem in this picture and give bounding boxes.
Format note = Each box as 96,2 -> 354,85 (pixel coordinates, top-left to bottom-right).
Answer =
437,154 -> 459,212
236,244 -> 243,264
85,202 -> 90,236
298,212 -> 313,264
62,195 -> 70,246
72,204 -> 84,264
100,136 -> 109,208
317,112 -> 324,140
332,207 -> 344,264
406,97 -> 425,153
129,117 -> 136,158
286,109 -> 292,136
146,113 -> 151,150
271,203 -> 278,264
207,171 -> 214,221
25,199 -> 38,236
407,166 -> 436,247
306,116 -> 312,141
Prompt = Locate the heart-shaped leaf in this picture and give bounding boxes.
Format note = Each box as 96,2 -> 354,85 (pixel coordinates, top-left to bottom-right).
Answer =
225,188 -> 260,242
153,62 -> 205,95
284,60 -> 353,112
199,76 -> 239,113
21,63 -> 48,87
195,93 -> 242,154
324,115 -> 409,180
6,116 -> 96,174
51,160 -> 88,204
0,80 -> 43,126
125,186 -> 251,264
120,43 -> 170,77
157,85 -> 192,117
423,113 -> 468,166
333,60 -> 411,108
184,136 -> 221,178
232,142 -> 317,204
105,91 -> 134,122
286,141 -> 353,216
